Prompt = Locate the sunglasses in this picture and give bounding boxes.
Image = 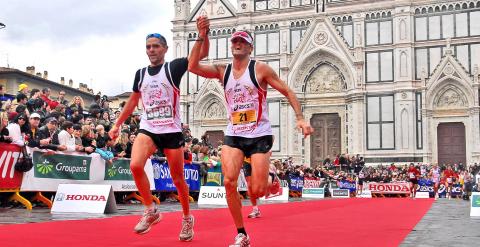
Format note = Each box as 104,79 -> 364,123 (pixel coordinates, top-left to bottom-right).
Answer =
146,33 -> 167,43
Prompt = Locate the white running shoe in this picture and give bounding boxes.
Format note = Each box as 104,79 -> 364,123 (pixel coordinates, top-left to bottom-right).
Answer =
133,208 -> 162,234
247,208 -> 261,218
179,215 -> 194,241
229,233 -> 250,247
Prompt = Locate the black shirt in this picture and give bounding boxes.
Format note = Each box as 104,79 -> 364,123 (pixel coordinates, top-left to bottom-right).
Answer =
132,58 -> 188,92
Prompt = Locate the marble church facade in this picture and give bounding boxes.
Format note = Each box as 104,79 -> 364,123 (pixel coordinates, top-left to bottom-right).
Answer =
171,0 -> 480,166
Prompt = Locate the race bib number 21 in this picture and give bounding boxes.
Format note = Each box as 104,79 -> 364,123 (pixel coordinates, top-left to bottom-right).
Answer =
232,110 -> 256,125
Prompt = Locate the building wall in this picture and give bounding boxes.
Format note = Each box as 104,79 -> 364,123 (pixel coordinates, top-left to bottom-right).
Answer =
173,0 -> 480,165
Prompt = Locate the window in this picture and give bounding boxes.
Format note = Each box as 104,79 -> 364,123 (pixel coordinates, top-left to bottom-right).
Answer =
269,101 -> 281,151
333,16 -> 354,47
254,0 -> 279,11
414,46 -> 446,79
290,21 -> 310,52
187,73 -> 205,94
415,8 -> 480,41
416,93 -> 423,149
365,20 -> 392,46
366,50 -> 393,82
367,95 -> 395,150
255,25 -> 280,56
265,59 -> 280,76
290,0 -> 312,7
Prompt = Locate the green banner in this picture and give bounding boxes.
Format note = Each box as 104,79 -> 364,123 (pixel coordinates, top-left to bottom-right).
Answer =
472,195 -> 480,207
206,172 -> 223,186
104,159 -> 133,181
33,151 -> 91,180
303,188 -> 324,194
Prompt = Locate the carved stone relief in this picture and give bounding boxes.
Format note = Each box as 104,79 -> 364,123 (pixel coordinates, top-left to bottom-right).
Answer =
436,89 -> 466,108
306,64 -> 345,93
399,19 -> 407,40
313,31 -> 328,46
204,101 -> 226,119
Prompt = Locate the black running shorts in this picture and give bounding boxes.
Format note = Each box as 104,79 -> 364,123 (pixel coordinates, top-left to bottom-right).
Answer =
224,135 -> 273,158
138,130 -> 185,150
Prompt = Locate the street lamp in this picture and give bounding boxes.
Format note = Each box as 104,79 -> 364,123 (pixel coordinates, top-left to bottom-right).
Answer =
0,23 -> 5,29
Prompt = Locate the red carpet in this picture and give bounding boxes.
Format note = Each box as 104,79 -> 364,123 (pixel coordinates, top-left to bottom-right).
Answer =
0,198 -> 433,247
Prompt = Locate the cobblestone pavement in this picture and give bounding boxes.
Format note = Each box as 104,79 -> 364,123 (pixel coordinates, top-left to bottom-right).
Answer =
401,198 -> 480,247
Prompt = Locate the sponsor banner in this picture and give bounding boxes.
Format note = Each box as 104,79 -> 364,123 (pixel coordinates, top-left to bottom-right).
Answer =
206,172 -> 223,186
152,160 -> 200,191
357,190 -> 372,198
51,184 -> 117,214
237,169 -> 247,192
197,186 -> 227,205
0,143 -> 23,189
366,182 -> 410,194
303,178 -> 322,189
332,189 -> 350,198
21,149 -> 154,192
338,180 -> 356,192
438,184 -> 462,198
302,187 -> 325,199
289,175 -> 303,192
415,192 -> 430,199
470,192 -> 480,217
33,151 -> 91,180
260,187 -> 289,201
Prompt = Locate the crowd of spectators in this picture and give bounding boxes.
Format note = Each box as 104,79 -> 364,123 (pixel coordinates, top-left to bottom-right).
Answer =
0,83 -> 139,164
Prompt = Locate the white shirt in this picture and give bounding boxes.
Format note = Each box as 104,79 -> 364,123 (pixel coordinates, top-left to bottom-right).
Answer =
57,130 -> 76,152
7,123 -> 24,146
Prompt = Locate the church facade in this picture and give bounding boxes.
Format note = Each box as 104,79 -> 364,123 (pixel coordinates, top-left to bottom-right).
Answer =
172,0 -> 480,166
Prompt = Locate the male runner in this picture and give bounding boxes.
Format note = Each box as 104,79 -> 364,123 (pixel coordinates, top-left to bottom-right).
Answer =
109,17 -> 209,240
429,164 -> 441,199
188,20 -> 314,246
407,163 -> 420,198
443,165 -> 459,200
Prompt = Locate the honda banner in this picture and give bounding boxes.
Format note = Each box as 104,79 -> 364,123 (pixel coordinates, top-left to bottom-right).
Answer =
366,182 -> 410,194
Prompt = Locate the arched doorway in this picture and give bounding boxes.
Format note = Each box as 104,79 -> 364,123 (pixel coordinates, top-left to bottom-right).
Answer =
437,122 -> 466,165
310,113 -> 341,166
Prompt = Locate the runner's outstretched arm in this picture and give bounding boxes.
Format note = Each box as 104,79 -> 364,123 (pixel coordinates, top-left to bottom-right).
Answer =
258,62 -> 314,137
109,92 -> 140,140
188,16 -> 224,80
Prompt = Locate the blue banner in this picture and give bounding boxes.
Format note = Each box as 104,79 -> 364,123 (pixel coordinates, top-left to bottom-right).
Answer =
152,160 -> 200,192
338,180 -> 356,192
289,175 -> 303,192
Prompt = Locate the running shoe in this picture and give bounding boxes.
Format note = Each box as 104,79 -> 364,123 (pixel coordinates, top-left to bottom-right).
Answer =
179,215 -> 195,241
247,208 -> 261,218
133,208 -> 162,234
229,233 -> 250,247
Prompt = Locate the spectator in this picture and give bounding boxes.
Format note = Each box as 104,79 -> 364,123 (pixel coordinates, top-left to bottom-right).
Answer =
98,111 -> 112,132
80,125 -> 96,154
37,117 -> 66,151
125,133 -> 135,158
0,111 -> 12,143
96,135 -> 115,164
70,96 -> 85,115
25,112 -> 49,149
26,89 -> 44,115
56,121 -> 80,152
57,90 -> 68,106
18,83 -> 29,96
95,124 -> 108,148
113,131 -> 128,158
40,87 -> 59,110
7,113 -> 28,146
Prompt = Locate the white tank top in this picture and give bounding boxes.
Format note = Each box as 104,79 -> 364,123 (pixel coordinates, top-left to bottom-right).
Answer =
138,63 -> 181,134
223,60 -> 272,138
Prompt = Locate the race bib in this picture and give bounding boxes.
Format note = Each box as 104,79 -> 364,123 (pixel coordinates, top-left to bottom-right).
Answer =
231,109 -> 256,125
146,105 -> 173,125
447,177 -> 452,183
409,173 -> 415,179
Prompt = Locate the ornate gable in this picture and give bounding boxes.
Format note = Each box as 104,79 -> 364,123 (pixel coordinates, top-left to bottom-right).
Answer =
288,17 -> 356,92
426,45 -> 475,110
194,78 -> 227,121
188,0 -> 236,22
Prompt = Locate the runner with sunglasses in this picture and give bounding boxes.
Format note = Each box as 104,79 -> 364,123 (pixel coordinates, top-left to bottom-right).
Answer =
109,16 -> 209,240
188,17 -> 314,247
